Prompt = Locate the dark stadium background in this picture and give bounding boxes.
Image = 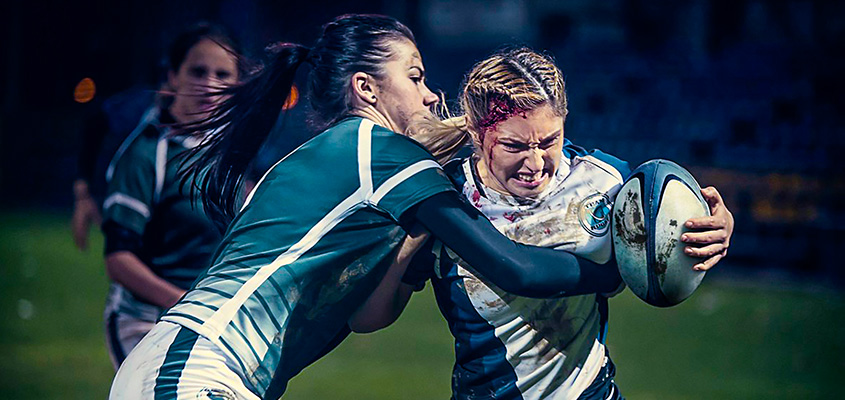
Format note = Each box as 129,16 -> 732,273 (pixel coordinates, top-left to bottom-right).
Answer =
1,1 -> 843,399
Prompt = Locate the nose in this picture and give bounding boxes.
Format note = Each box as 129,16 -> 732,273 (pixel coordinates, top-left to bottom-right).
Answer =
524,148 -> 545,172
422,86 -> 439,107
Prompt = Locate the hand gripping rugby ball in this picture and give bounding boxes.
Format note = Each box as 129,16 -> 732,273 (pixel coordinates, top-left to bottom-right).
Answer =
611,159 -> 710,307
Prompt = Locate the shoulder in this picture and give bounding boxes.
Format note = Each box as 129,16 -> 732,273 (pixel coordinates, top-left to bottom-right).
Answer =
442,156 -> 469,188
370,123 -> 435,159
118,126 -> 161,166
562,139 -> 631,178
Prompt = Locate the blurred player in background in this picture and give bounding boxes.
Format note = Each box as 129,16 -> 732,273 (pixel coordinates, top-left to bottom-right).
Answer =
100,23 -> 243,369
71,88 -> 157,250
110,14 -> 626,400
352,47 -> 734,400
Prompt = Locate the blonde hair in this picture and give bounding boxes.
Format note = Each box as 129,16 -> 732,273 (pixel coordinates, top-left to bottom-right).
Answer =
409,47 -> 567,164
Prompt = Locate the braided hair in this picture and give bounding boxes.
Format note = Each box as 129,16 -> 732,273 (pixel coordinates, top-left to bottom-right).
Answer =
408,47 -> 567,163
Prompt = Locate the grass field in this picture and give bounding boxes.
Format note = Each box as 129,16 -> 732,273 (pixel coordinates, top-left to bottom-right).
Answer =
1,210 -> 842,399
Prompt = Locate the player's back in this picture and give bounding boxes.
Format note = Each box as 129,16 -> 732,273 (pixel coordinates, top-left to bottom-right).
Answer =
163,117 -> 455,397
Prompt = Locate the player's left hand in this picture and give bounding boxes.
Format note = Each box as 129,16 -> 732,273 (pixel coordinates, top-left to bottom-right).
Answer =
680,186 -> 733,271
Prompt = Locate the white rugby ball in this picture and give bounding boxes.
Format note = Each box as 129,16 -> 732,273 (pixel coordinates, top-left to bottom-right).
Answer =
611,159 -> 710,307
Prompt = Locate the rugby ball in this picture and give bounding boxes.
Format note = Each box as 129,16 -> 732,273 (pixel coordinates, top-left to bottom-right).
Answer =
611,159 -> 710,307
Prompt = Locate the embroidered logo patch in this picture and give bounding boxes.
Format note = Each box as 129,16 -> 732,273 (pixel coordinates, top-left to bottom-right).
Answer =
578,192 -> 612,237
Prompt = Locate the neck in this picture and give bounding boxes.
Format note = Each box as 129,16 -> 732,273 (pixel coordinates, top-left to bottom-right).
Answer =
351,106 -> 398,134
168,104 -> 206,137
169,100 -> 189,125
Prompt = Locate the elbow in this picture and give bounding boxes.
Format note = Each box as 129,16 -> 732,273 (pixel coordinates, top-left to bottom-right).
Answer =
348,320 -> 383,334
104,251 -> 131,283
348,313 -> 395,334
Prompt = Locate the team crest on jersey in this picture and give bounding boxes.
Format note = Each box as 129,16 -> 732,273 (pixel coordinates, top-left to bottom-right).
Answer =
578,192 -> 612,237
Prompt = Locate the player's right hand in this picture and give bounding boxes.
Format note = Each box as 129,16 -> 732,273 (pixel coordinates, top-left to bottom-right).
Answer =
71,196 -> 102,251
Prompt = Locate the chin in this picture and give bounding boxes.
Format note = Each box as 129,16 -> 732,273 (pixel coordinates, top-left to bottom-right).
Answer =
507,185 -> 546,199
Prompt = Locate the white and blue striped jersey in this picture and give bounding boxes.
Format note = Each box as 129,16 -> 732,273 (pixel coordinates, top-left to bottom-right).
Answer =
161,118 -> 456,398
431,140 -> 630,399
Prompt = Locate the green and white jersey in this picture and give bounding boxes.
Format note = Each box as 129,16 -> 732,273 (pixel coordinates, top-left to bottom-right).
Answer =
102,116 -> 221,321
162,117 -> 455,397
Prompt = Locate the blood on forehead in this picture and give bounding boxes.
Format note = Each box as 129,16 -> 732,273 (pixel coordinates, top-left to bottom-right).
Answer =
477,96 -> 529,143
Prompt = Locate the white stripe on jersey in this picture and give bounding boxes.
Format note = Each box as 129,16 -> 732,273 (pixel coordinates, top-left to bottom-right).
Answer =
153,135 -> 168,204
358,119 -> 374,196
199,121 -> 377,341
196,119 -> 436,343
103,192 -> 151,219
106,106 -> 159,183
371,159 -> 441,205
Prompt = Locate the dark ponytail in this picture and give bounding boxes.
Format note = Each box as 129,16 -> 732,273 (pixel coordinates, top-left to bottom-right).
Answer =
184,14 -> 416,228
182,44 -> 310,227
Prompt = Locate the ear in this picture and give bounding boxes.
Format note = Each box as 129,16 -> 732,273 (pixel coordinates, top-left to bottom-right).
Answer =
350,71 -> 378,107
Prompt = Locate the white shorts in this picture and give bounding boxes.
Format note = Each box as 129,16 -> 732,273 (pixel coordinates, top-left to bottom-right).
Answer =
105,311 -> 156,370
109,321 -> 259,400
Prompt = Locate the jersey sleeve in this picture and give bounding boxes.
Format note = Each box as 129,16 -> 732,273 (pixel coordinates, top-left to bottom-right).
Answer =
562,139 -> 632,180
368,127 -> 456,221
585,148 -> 631,179
101,135 -> 157,235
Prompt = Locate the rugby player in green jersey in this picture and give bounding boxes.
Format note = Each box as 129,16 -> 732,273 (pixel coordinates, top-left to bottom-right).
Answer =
110,15 -> 626,400
101,24 -> 242,369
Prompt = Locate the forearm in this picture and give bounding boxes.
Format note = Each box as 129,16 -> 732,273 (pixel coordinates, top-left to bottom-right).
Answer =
413,192 -> 621,298
105,251 -> 186,309
350,227 -> 429,333
349,276 -> 414,333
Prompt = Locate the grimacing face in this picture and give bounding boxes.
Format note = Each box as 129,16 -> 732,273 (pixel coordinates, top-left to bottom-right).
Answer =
475,104 -> 565,199
373,39 -> 439,135
168,38 -> 239,124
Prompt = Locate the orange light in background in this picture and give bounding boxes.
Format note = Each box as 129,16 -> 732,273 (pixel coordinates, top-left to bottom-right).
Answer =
282,84 -> 299,110
74,78 -> 96,103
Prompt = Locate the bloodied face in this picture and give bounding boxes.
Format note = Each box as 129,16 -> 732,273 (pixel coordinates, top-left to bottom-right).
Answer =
475,104 -> 565,199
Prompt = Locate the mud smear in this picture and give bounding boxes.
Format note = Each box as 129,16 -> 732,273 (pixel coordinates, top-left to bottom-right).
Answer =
655,237 -> 677,284
614,191 -> 647,248
503,201 -> 581,249
463,275 -> 507,311
655,215 -> 680,284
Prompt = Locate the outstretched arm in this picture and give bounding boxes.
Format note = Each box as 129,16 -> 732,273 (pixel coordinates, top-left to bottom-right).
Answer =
411,192 -> 621,298
351,191 -> 622,332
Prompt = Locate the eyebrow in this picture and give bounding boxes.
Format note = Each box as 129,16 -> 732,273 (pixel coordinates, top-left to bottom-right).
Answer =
499,128 -> 562,143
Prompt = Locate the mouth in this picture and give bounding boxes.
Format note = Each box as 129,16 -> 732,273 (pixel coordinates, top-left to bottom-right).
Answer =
510,171 -> 549,189
195,99 -> 216,112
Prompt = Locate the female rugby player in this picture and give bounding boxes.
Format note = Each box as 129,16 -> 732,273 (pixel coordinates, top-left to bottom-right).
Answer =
101,23 -> 241,369
353,47 -> 734,400
110,15 -> 626,400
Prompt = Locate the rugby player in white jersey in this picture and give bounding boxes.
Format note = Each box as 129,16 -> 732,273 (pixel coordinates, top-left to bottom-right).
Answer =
353,48 -> 734,400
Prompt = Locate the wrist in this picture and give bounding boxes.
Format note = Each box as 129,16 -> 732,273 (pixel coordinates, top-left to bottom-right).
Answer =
73,180 -> 92,200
